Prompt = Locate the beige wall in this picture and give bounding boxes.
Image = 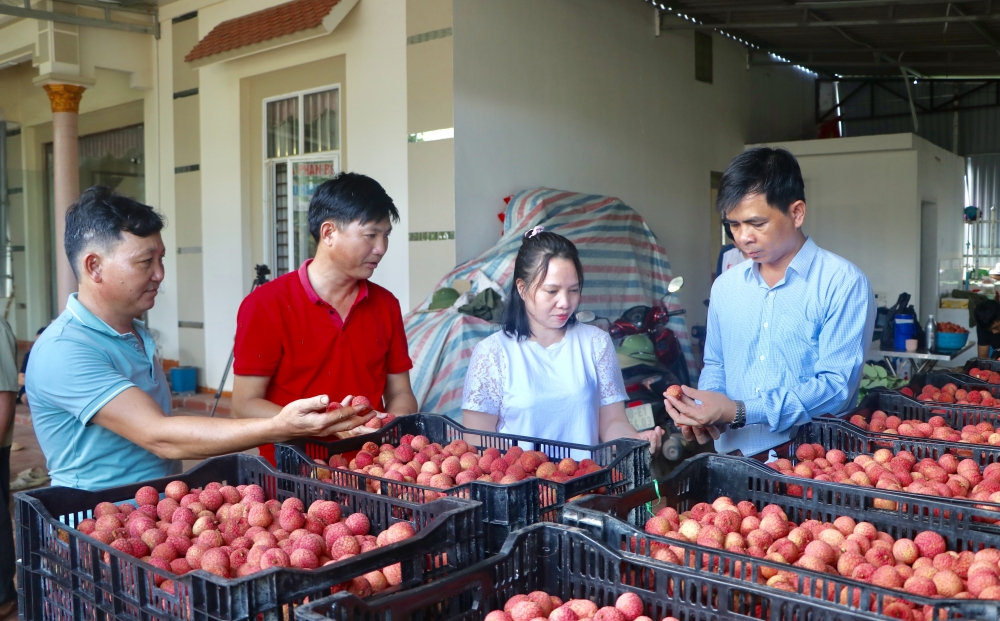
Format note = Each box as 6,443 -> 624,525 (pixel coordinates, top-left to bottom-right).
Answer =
172,14 -> 206,377
453,0 -> 817,332
406,0 -> 454,309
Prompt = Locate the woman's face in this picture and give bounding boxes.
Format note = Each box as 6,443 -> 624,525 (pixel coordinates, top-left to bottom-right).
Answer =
518,257 -> 581,332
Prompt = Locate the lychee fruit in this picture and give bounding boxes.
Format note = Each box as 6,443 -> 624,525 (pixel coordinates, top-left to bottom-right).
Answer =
509,601 -> 545,621
259,548 -> 290,569
892,538 -> 919,565
164,481 -> 189,502
933,569 -> 963,597
135,486 -> 159,507
592,607 -> 627,621
614,593 -> 643,621
914,531 -> 946,558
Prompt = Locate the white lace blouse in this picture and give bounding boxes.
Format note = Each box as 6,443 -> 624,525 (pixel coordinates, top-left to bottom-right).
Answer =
461,323 -> 628,447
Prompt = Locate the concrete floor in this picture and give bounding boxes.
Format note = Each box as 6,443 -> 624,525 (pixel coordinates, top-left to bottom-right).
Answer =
4,395 -> 241,621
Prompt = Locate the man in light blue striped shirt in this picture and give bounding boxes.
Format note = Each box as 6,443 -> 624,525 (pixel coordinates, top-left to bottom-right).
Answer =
665,147 -> 875,457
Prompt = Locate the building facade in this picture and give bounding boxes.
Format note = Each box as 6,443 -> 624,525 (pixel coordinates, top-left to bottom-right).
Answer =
0,0 -> 457,391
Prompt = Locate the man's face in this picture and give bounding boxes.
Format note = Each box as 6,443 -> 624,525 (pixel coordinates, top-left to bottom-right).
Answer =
724,193 -> 805,266
322,219 -> 392,279
88,232 -> 165,317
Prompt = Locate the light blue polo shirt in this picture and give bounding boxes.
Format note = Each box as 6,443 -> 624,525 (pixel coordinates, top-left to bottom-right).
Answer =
26,294 -> 181,490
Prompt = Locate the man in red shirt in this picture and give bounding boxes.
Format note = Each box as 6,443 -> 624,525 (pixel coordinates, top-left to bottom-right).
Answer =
232,172 -> 418,464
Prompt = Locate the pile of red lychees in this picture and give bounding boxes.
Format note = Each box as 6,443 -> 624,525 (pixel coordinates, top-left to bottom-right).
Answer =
316,436 -> 606,496
847,407 -> 1000,445
643,496 -> 1000,619
76,480 -> 412,594
484,592 -> 678,621
769,443 -> 1000,512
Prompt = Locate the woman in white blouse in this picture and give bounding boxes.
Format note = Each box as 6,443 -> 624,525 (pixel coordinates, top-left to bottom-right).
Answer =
461,227 -> 663,453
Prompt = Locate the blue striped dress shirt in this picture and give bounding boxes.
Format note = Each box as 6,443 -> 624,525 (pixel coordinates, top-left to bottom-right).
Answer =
701,236 -> 875,457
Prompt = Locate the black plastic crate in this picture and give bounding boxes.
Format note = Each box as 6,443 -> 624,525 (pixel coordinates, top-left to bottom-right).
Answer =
274,413 -> 650,552
562,453 -> 1000,621
907,372 -> 1000,400
16,453 -> 484,621
752,391 -> 1000,469
296,523 -> 877,621
735,414 -> 1000,532
962,359 -> 1000,383
835,387 -> 1000,432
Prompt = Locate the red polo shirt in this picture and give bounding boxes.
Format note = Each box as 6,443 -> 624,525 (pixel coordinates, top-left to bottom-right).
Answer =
233,259 -> 413,464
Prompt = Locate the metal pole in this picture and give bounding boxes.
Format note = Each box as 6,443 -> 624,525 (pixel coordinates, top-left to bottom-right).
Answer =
0,119 -> 8,299
210,265 -> 270,417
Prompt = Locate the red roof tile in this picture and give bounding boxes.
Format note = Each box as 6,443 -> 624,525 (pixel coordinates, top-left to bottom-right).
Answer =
185,0 -> 341,63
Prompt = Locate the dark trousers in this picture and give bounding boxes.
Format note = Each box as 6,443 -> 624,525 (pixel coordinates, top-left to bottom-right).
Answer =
0,445 -> 14,604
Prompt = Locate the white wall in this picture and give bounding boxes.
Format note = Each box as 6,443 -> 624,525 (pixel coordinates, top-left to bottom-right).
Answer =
406,0 -> 455,309
196,0 -> 408,390
453,0 -> 816,329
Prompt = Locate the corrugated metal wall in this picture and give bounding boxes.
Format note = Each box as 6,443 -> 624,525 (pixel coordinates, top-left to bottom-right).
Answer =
968,154 -> 1000,210
837,80 -> 1000,156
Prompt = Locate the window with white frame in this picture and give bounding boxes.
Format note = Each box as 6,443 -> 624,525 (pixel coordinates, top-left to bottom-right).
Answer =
264,86 -> 341,276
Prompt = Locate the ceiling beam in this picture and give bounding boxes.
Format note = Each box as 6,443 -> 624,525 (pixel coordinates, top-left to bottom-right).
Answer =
950,3 -> 1000,57
764,44 -> 1000,52
60,0 -> 156,15
659,13 -> 1000,29
675,0 -> 982,14
0,2 -> 155,35
753,59 -> 1000,67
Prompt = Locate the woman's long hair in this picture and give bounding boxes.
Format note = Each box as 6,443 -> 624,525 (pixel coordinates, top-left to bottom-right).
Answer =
498,229 -> 584,341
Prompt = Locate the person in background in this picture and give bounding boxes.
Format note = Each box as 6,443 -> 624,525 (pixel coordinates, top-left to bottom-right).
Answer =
664,147 -> 875,456
231,173 -> 418,465
27,186 -> 375,491
0,315 -> 18,619
461,228 -> 663,453
716,224 -> 749,277
17,325 -> 47,405
975,299 -> 1000,359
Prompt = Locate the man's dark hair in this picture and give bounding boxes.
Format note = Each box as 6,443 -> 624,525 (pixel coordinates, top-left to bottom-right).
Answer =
308,172 -> 400,241
976,300 -> 1000,329
716,147 -> 806,218
499,230 -> 584,341
65,186 -> 165,278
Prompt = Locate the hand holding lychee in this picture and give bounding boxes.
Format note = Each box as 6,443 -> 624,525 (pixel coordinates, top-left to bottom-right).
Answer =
279,394 -> 376,439
663,386 -> 738,444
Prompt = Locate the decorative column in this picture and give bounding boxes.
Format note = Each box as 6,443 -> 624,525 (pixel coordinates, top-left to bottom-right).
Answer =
43,84 -> 85,312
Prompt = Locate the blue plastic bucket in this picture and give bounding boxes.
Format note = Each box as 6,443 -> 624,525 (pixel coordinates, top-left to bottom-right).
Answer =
893,314 -> 916,351
170,366 -> 198,394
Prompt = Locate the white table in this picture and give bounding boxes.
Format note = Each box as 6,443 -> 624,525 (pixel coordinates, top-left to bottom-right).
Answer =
870,341 -> 976,376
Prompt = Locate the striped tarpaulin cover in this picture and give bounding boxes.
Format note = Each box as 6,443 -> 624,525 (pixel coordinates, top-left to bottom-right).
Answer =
404,188 -> 698,419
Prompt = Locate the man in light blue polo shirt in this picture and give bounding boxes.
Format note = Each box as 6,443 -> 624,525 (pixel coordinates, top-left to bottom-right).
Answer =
27,186 -> 377,491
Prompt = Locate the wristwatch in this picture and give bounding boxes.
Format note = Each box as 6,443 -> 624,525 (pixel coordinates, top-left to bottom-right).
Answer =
730,400 -> 747,429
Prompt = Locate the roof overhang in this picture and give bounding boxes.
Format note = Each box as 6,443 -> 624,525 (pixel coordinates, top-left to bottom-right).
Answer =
185,0 -> 359,69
